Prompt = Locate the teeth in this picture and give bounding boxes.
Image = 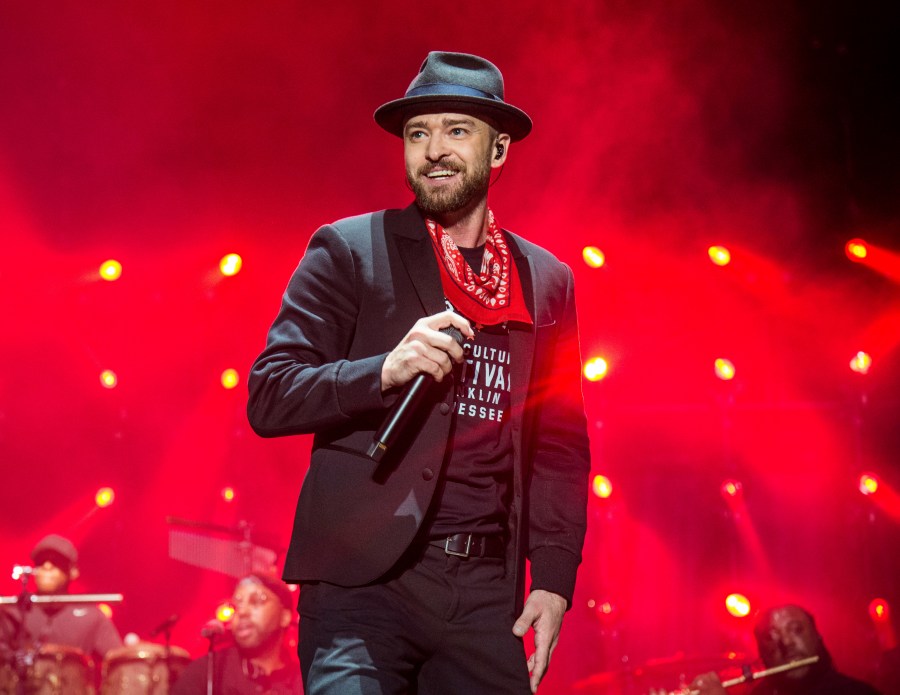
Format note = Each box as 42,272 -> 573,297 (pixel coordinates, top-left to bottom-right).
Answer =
427,170 -> 456,178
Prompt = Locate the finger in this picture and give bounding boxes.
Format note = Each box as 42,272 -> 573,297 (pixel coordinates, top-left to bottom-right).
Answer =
512,604 -> 537,637
407,325 -> 466,364
424,310 -> 474,340
530,638 -> 550,690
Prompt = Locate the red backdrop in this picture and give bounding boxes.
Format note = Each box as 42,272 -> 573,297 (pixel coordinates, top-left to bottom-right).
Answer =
1,2 -> 898,692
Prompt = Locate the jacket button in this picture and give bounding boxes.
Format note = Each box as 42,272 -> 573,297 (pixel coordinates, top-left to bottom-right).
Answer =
439,402 -> 451,415
422,468 -> 434,481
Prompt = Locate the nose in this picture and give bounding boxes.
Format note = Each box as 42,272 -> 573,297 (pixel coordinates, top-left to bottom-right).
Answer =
425,134 -> 449,162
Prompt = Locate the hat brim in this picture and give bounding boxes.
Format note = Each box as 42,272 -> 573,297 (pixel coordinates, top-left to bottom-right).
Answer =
374,95 -> 532,142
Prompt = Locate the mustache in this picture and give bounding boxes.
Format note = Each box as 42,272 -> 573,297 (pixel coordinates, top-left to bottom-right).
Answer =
418,162 -> 464,176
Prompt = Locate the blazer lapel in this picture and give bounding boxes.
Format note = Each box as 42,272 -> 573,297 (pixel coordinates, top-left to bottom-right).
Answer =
507,236 -> 536,489
388,205 -> 447,316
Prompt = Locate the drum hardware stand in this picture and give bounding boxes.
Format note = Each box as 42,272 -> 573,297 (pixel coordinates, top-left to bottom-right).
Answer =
2,565 -> 124,695
165,515 -> 281,578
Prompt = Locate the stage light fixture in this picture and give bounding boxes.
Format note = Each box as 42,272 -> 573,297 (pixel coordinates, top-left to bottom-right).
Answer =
720,479 -> 743,501
221,486 -> 235,502
95,487 -> 115,508
725,593 -> 751,618
99,260 -> 122,281
708,246 -> 731,266
849,351 -> 872,374
845,238 -> 868,262
869,598 -> 890,622
219,253 -> 243,277
221,368 -> 240,389
584,356 -> 609,381
592,474 -> 613,499
100,370 -> 118,389
859,473 -> 879,496
714,358 -> 735,381
215,603 -> 235,623
582,246 -> 606,269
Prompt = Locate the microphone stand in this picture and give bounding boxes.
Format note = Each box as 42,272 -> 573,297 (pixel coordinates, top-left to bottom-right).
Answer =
204,628 -> 219,695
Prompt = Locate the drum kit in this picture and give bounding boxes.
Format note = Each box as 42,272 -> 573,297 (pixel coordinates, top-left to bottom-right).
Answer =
1,517 -> 279,694
0,640 -> 189,695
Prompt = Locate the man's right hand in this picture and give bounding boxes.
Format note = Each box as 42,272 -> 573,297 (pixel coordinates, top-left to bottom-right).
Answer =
381,310 -> 474,392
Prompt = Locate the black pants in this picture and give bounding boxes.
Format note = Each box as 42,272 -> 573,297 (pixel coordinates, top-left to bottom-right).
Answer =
298,543 -> 531,695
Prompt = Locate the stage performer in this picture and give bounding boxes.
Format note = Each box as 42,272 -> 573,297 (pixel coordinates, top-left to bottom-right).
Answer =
248,51 -> 591,694
172,573 -> 302,695
689,604 -> 882,695
0,534 -> 122,662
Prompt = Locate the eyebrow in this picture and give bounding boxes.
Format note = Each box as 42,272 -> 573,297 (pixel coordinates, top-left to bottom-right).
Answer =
404,116 -> 478,133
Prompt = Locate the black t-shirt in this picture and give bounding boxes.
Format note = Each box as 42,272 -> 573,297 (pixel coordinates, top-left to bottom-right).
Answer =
171,645 -> 302,695
429,244 -> 515,538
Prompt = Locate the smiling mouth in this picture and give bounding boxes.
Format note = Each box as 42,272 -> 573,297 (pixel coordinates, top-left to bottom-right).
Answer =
424,168 -> 459,179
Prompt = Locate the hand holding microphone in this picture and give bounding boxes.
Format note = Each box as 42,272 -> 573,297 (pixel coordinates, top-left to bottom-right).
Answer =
369,311 -> 472,462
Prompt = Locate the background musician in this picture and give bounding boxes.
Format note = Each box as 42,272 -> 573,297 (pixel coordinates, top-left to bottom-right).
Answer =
172,573 -> 302,694
0,533 -> 122,662
690,604 -> 881,695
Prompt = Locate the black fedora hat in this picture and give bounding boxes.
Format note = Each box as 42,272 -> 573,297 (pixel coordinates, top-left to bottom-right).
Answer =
374,51 -> 532,142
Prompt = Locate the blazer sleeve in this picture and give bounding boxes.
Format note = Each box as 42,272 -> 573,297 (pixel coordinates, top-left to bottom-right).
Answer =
526,264 -> 591,607
247,223 -> 388,437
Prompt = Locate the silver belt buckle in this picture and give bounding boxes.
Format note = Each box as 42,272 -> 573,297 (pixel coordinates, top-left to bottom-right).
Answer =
444,534 -> 473,558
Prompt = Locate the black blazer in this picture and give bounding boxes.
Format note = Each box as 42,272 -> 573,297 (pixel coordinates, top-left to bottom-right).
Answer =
248,204 -> 590,610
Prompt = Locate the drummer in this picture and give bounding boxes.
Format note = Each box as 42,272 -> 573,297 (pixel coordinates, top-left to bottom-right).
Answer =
0,533 -> 123,661
172,573 -> 302,694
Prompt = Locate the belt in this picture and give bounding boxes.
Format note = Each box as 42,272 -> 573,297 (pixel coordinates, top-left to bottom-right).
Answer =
429,533 -> 506,559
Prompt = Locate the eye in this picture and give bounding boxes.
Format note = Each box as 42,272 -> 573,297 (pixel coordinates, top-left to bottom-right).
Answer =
450,127 -> 467,136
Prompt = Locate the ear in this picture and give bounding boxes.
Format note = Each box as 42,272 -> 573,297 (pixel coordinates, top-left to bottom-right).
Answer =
491,133 -> 511,169
69,567 -> 80,582
279,607 -> 292,629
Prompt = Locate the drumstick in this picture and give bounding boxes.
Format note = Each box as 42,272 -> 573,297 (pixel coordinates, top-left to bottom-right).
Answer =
683,655 -> 820,694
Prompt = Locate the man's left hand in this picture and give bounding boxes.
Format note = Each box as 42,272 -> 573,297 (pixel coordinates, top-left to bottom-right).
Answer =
512,589 -> 567,693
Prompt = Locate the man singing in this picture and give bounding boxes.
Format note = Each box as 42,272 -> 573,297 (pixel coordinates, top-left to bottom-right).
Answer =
248,51 -> 591,694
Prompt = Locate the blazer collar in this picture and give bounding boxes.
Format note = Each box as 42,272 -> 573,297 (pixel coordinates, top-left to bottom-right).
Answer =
387,203 -> 536,323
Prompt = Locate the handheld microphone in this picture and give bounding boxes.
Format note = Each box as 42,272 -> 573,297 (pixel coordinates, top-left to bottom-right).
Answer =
149,613 -> 180,637
367,326 -> 464,462
200,619 -> 225,639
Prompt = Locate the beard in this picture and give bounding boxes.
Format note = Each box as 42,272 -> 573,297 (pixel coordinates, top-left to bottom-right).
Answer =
406,154 -> 492,216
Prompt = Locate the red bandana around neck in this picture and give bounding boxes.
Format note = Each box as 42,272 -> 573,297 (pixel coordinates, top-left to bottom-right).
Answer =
425,210 -> 532,327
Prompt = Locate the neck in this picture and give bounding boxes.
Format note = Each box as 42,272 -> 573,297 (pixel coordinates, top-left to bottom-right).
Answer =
246,645 -> 285,676
428,198 -> 489,249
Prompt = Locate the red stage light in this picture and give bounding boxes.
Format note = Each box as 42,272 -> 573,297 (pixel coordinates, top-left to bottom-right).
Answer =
859,473 -> 879,496
714,358 -> 735,381
99,259 -> 122,281
221,368 -> 240,389
708,245 -> 731,266
592,475 -> 613,499
720,479 -> 743,501
849,351 -> 872,374
95,487 -> 115,508
869,598 -> 890,623
584,357 -> 609,382
582,246 -> 606,269
725,593 -> 751,618
99,370 -> 118,389
219,253 -> 243,276
845,238 -> 868,262
221,486 -> 236,502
